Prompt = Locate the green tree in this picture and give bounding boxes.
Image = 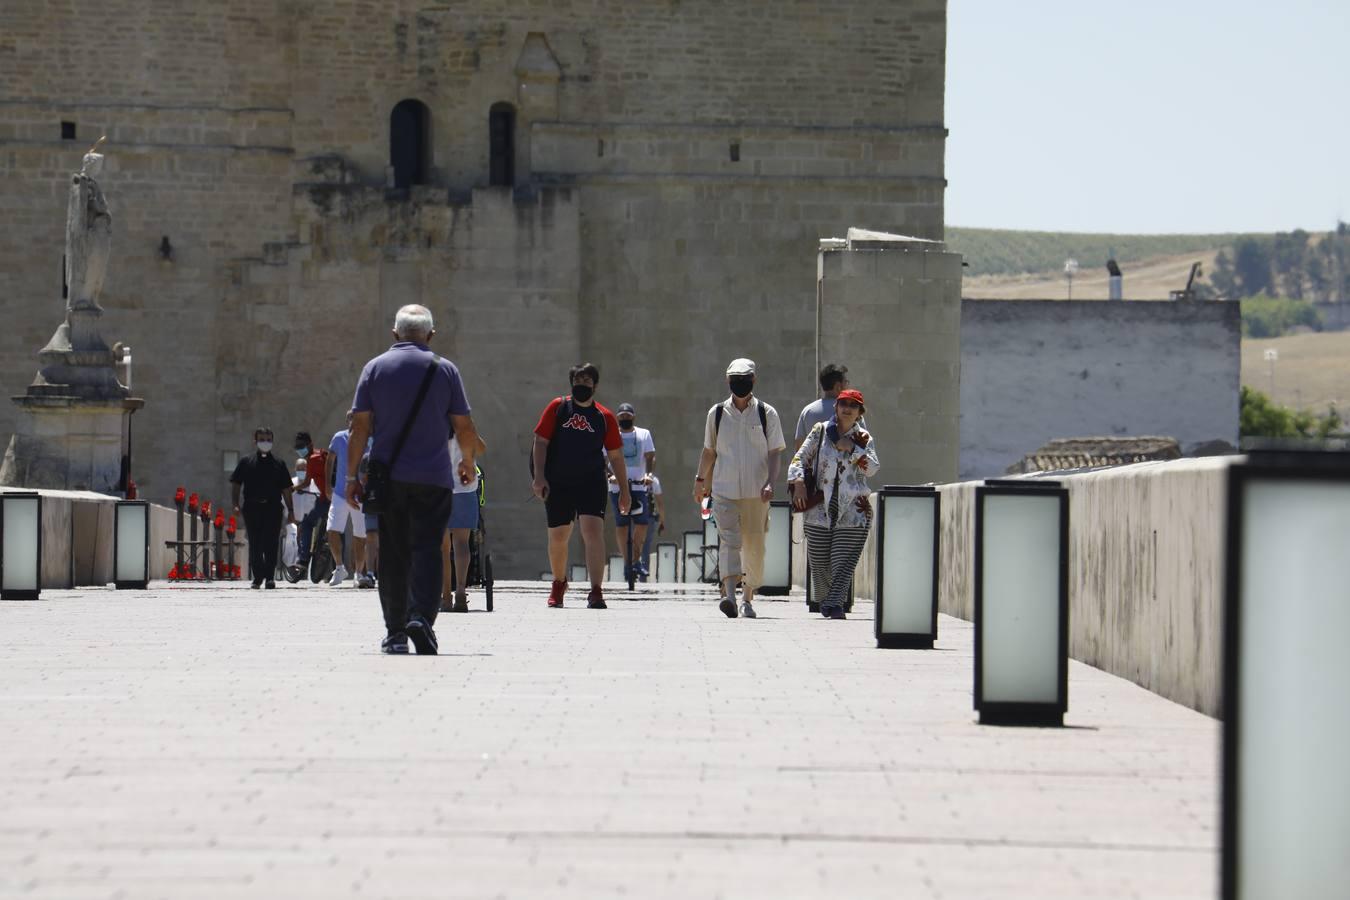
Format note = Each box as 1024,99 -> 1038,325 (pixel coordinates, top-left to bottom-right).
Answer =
1271,229 -> 1309,299
1232,237 -> 1274,298
1241,387 -> 1343,438
1240,295 -> 1321,337
1210,248 -> 1238,298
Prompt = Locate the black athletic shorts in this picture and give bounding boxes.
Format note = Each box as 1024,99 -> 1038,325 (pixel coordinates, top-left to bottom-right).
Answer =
545,478 -> 608,528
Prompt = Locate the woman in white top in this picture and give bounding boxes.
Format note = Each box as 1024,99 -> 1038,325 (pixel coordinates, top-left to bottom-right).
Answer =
440,430 -> 488,612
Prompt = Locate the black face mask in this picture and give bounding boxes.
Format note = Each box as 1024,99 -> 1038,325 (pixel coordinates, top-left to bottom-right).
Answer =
728,376 -> 754,398
619,420 -> 635,431
571,384 -> 594,403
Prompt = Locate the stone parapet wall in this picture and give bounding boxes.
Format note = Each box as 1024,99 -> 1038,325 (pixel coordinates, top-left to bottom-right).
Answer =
0,487 -> 202,589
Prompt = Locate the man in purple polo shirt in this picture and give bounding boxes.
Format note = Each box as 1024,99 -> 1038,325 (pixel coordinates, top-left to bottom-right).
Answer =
346,304 -> 480,656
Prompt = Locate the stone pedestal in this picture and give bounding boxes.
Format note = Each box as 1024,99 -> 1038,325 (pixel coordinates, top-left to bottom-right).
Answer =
817,228 -> 963,484
1,306 -> 144,495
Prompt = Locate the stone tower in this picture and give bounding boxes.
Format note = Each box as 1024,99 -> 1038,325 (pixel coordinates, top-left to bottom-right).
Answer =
0,1 -> 948,573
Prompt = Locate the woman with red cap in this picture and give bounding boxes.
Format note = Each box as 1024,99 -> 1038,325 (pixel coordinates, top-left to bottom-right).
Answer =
787,389 -> 879,619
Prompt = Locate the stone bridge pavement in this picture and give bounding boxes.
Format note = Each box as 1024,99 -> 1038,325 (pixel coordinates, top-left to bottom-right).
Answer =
0,581 -> 1218,899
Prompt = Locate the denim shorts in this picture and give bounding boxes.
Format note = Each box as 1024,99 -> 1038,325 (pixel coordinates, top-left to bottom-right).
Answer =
612,489 -> 651,525
363,513 -> 378,533
446,493 -> 480,531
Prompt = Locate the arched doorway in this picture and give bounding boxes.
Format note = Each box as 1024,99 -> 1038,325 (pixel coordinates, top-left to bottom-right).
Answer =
488,102 -> 516,187
389,99 -> 431,189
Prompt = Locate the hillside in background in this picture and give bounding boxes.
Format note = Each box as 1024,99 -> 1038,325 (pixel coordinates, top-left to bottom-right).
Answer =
947,226 -> 1348,304
946,227 -> 1246,278
963,249 -> 1221,300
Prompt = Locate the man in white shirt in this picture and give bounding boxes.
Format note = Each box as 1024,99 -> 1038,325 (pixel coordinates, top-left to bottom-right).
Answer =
693,358 -> 786,619
609,402 -> 656,581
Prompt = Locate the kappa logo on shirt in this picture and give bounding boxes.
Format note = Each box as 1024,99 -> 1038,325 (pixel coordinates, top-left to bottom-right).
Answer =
562,413 -> 596,433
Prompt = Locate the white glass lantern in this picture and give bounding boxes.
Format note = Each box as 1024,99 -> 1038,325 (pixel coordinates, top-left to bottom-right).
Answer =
682,530 -> 703,583
757,500 -> 792,595
974,480 -> 1069,727
569,563 -> 587,584
1,492 -> 43,601
114,500 -> 150,589
606,554 -> 624,584
656,542 -> 678,583
875,486 -> 940,649
1223,450 -> 1350,899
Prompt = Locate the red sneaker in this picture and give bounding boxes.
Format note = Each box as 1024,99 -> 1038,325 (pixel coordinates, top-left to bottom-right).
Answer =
548,580 -> 567,608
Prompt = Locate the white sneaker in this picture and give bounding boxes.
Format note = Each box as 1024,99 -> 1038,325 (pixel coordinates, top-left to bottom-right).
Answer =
329,564 -> 349,587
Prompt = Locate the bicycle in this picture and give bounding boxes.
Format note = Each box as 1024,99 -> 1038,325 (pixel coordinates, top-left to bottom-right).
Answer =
621,478 -> 650,592
275,523 -> 336,585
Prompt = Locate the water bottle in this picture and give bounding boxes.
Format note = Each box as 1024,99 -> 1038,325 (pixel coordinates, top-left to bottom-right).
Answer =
700,496 -> 712,521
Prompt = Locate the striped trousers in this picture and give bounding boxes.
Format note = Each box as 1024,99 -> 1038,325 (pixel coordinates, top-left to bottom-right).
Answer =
804,522 -> 870,610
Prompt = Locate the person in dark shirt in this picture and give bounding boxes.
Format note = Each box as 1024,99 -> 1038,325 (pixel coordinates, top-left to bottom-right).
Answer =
531,363 -> 631,610
346,304 -> 479,656
230,426 -> 296,589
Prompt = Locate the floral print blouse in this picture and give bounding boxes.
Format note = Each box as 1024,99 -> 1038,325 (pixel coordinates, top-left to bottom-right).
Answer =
787,418 -> 881,529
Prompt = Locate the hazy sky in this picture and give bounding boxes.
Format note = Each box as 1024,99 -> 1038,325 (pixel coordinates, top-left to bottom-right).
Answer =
945,1 -> 1349,234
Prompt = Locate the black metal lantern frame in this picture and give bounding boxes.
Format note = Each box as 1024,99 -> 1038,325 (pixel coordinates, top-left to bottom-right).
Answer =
1221,450 -> 1350,900
0,492 -> 43,601
875,485 -> 940,649
114,500 -> 151,590
973,479 -> 1069,727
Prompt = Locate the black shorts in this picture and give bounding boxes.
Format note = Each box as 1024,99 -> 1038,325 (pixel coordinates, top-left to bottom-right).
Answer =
545,478 -> 608,528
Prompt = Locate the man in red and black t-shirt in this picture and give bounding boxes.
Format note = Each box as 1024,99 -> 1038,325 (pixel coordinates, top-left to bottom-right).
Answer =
531,362 -> 631,609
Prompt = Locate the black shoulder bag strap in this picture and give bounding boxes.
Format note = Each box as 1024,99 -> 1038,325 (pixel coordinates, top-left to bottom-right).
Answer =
387,356 -> 440,472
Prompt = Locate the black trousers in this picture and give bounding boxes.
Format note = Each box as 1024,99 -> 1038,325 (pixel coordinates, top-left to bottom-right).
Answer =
377,480 -> 455,634
242,503 -> 283,583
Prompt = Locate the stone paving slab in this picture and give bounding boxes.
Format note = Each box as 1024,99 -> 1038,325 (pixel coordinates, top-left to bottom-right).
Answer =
0,580 -> 1219,899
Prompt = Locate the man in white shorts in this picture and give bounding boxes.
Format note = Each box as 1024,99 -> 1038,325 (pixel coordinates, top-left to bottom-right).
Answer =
325,410 -> 368,586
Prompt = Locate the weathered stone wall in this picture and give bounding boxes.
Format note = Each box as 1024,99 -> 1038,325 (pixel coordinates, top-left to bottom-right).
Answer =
1,1 -> 948,576
959,300 -> 1241,480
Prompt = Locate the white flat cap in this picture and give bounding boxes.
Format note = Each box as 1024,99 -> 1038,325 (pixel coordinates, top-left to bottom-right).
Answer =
726,358 -> 756,376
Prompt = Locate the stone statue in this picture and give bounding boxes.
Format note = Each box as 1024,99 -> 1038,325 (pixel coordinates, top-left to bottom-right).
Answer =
65,138 -> 112,310
2,135 -> 144,495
